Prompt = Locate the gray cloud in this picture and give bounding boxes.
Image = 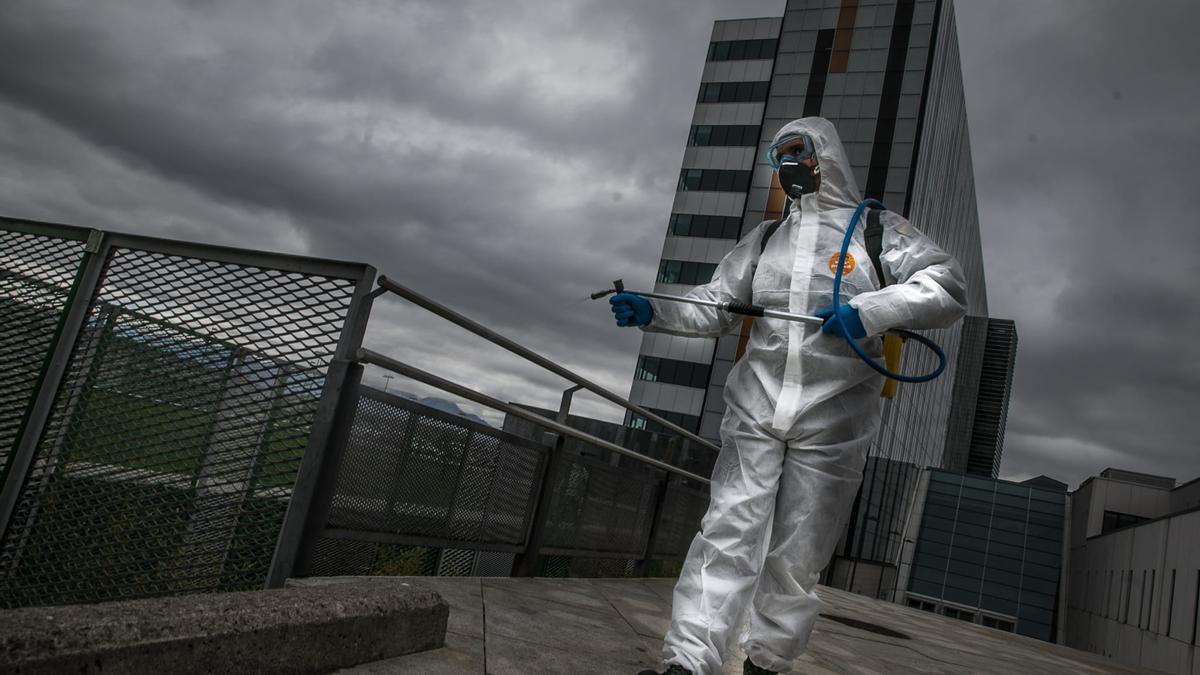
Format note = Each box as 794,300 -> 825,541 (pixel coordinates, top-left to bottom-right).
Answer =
2,0 -> 1195,489
0,0 -> 783,427
956,0 -> 1200,487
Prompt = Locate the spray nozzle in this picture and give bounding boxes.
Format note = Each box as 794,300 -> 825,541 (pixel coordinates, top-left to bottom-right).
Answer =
589,279 -> 625,300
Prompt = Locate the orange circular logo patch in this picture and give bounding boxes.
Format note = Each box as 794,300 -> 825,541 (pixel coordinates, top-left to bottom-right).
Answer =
829,252 -> 856,274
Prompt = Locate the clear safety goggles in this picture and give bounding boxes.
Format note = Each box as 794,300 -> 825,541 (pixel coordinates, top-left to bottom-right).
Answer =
765,133 -> 816,170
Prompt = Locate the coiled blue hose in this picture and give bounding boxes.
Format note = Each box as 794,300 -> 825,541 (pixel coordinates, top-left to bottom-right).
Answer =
830,199 -> 947,383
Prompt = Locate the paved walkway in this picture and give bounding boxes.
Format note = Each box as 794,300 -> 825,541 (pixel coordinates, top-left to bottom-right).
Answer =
325,576 -> 1151,675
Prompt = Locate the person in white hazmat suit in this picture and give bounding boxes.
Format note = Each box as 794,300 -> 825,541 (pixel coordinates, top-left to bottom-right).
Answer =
612,117 -> 968,675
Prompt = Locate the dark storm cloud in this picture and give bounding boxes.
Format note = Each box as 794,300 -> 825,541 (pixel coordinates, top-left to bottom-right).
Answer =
955,0 -> 1200,486
3,0 -> 1196,487
0,0 -> 783,424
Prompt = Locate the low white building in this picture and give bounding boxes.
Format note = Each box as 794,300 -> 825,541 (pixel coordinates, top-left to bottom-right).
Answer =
1064,468 -> 1200,674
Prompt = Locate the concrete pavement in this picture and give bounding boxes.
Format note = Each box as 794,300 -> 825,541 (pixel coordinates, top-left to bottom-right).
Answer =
318,576 -> 1153,675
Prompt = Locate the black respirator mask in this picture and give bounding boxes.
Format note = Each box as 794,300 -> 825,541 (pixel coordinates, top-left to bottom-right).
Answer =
769,133 -> 820,199
778,159 -> 820,199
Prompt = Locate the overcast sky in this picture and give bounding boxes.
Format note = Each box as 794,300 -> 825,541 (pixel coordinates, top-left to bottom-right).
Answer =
1,0 -> 1197,490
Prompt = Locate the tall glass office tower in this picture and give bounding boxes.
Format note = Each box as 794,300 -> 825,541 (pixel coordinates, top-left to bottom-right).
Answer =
942,317 -> 1019,479
626,0 -> 990,596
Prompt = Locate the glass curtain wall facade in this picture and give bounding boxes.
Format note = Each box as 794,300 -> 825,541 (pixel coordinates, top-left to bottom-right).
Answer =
626,17 -> 782,435
836,0 -> 989,573
627,0 -> 990,586
943,317 -> 1018,478
907,470 -> 1065,642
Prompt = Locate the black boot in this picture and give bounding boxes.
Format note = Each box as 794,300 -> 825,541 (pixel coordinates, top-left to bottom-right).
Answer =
743,656 -> 778,675
636,665 -> 691,675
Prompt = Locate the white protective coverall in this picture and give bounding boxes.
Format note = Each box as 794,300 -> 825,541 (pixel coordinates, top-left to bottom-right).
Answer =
643,117 -> 967,674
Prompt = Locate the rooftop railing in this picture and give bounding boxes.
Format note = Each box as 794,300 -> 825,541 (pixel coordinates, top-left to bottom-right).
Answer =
291,275 -> 717,578
1,214 -> 715,605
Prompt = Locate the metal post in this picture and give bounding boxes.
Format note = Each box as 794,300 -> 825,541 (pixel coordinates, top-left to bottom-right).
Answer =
511,385 -> 582,577
266,264 -> 376,586
179,348 -> 283,591
284,361 -> 363,580
633,472 -> 671,577
0,231 -> 108,549
2,302 -> 119,578
381,408 -> 421,531
440,429 -> 474,541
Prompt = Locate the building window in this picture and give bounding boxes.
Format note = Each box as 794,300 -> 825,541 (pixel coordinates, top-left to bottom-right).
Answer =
1105,569 -> 1113,618
677,169 -> 752,193
636,356 -> 712,389
1166,569 -> 1176,635
696,81 -> 770,104
658,260 -> 718,286
981,616 -> 1015,632
1101,510 -> 1150,534
688,125 -> 760,147
669,213 -> 741,239
627,408 -> 701,435
942,607 -> 975,622
1191,569 -> 1199,646
1118,566 -> 1128,619
706,38 -> 778,62
906,598 -> 936,613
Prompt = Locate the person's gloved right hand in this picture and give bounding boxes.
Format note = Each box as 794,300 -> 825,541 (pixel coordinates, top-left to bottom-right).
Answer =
609,292 -> 653,327
815,303 -> 867,339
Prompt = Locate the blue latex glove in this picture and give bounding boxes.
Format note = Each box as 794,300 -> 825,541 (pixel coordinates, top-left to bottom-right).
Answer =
815,303 -> 867,339
609,292 -> 653,327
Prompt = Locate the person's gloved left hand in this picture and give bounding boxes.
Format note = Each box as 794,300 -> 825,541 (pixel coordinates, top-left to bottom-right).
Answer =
815,303 -> 867,339
609,292 -> 653,327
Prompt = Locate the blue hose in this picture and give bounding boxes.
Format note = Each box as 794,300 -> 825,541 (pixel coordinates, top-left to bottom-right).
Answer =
830,199 -> 947,383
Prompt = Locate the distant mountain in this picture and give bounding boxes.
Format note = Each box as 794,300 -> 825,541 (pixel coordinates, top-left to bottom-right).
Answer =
391,389 -> 491,427
416,396 -> 491,426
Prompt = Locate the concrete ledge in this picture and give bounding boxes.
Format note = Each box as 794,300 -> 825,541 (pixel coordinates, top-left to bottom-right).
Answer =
0,578 -> 447,675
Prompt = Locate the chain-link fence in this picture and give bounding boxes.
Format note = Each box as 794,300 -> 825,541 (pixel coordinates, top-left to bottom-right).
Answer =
0,223 -> 91,484
0,216 -> 373,607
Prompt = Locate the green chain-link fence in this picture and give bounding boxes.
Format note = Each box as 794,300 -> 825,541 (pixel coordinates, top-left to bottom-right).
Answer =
0,216 -> 373,607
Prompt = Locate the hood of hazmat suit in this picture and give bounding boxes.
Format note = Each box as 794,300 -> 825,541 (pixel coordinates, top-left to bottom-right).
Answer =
641,118 -> 968,674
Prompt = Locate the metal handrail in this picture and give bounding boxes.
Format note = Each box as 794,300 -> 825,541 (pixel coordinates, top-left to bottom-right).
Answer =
375,276 -> 721,454
356,349 -> 711,484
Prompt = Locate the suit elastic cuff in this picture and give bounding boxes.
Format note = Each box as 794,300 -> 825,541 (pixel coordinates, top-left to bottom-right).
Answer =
849,295 -> 894,336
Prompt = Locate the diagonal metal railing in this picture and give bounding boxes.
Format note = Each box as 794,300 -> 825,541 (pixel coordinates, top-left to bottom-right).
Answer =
374,275 -> 720,462
356,348 -> 711,485
292,275 -> 719,579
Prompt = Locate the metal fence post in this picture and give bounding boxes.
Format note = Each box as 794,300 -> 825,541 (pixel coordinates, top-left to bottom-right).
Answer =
265,265 -> 376,587
276,360 -> 363,581
633,472 -> 672,577
2,303 -> 120,579
510,384 -> 582,577
0,230 -> 107,548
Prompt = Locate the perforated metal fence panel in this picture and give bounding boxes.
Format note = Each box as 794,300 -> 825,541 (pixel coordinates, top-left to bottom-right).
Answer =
650,477 -> 710,560
320,388 -> 545,557
307,537 -> 440,577
0,222 -> 372,607
540,453 -> 660,559
471,550 -> 515,576
437,548 -> 477,576
0,222 -> 89,482
308,387 -> 713,578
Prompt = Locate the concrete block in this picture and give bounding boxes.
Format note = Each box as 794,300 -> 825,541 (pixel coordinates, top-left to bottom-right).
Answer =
0,577 -> 447,674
